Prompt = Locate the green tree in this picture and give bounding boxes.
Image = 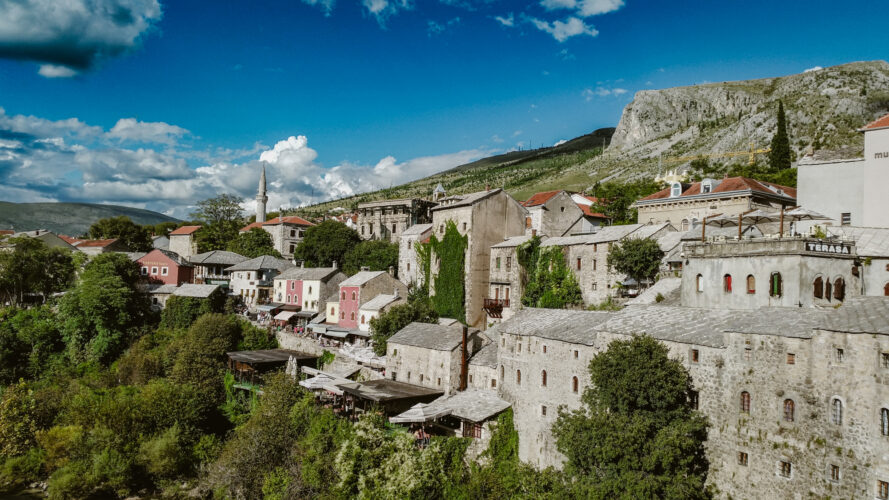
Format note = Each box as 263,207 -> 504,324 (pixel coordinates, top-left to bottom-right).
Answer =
88,216 -> 152,251
148,221 -> 179,237
521,246 -> 583,309
292,220 -> 361,267
343,240 -> 399,276
607,237 -> 664,287
0,237 -> 75,305
553,336 -> 710,499
591,180 -> 661,225
0,306 -> 63,383
169,313 -> 242,408
59,253 -> 151,364
159,290 -> 226,330
227,227 -> 282,259
369,298 -> 438,356
769,100 -> 792,172
191,194 -> 245,252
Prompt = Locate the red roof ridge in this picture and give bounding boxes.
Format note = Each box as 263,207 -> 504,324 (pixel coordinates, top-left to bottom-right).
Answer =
862,113 -> 889,131
76,238 -> 118,247
522,190 -> 563,207
170,225 -> 201,235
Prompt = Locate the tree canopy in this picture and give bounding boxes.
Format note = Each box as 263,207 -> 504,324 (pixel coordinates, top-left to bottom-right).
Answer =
521,245 -> 583,309
0,237 -> 76,306
292,220 -> 361,268
607,237 -> 664,286
87,216 -> 153,251
369,297 -> 438,356
191,194 -> 245,253
553,335 -> 711,499
769,100 -> 792,172
591,180 -> 661,225
343,240 -> 399,276
227,227 -> 281,259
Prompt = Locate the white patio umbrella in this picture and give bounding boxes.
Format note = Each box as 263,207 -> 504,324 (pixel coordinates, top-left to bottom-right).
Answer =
389,403 -> 451,424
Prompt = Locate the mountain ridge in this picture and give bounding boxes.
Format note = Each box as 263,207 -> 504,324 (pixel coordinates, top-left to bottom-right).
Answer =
0,202 -> 180,236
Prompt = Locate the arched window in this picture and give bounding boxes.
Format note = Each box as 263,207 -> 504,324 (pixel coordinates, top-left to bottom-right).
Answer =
877,408 -> 889,436
825,280 -> 832,301
351,291 -> 356,300
541,370 -> 547,387
360,315 -> 365,324
696,274 -> 704,293
341,291 -> 345,300
884,283 -> 889,297
671,182 -> 682,198
723,274 -> 733,293
770,272 -> 783,297
308,286 -> 312,293
340,311 -> 345,319
832,398 -> 843,425
783,399 -> 795,422
330,307 -> 335,315
834,277 -> 845,301
814,276 -> 824,299
681,219 -> 690,231
572,376 -> 579,393
740,391 -> 751,414
746,275 -> 756,294
516,370 -> 521,385
350,312 -> 355,321
500,366 -> 504,379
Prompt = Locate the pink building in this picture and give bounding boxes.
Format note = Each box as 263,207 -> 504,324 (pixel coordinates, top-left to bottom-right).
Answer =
336,270 -> 408,329
137,249 -> 195,286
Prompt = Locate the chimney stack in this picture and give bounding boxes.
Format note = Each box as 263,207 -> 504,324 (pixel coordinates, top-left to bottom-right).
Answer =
300,260 -> 305,269
460,325 -> 468,391
388,266 -> 394,277
332,260 -> 337,270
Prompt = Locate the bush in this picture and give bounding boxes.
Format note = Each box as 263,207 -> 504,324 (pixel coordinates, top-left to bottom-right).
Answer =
36,425 -> 84,472
0,447 -> 44,492
138,424 -> 189,479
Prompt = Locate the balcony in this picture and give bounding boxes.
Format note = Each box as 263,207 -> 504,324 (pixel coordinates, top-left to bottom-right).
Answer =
483,299 -> 510,318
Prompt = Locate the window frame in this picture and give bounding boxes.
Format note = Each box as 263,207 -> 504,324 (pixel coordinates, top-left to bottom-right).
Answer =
783,399 -> 795,422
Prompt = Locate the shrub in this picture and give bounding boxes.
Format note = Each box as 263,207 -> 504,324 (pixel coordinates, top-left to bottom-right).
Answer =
138,424 -> 188,479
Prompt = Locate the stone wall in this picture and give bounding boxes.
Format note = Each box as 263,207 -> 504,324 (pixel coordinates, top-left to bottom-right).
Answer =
387,343 -> 462,395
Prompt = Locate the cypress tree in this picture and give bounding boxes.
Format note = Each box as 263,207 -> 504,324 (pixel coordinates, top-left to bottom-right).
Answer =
769,100 -> 792,171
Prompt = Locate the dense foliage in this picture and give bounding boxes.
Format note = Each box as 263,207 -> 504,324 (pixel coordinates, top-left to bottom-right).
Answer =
0,237 -> 76,306
293,220 -> 362,268
159,291 -> 226,330
226,227 -> 282,258
769,100 -> 792,172
429,220 -> 467,320
607,237 -> 665,286
343,240 -> 399,276
191,194 -> 245,253
87,216 -> 153,252
553,336 -> 711,499
521,245 -> 583,309
369,296 -> 438,356
590,179 -> 661,225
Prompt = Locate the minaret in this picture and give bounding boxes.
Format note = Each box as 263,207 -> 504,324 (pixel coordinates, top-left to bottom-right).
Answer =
256,163 -> 268,223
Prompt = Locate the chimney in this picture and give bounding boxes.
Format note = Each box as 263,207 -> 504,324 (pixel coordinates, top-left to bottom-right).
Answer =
394,287 -> 399,298
485,183 -> 490,192
361,266 -> 370,272
388,266 -> 394,277
300,260 -> 305,269
460,326 -> 468,391
332,260 -> 337,270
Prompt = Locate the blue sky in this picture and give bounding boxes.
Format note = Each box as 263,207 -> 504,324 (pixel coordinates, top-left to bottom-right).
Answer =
0,0 -> 884,217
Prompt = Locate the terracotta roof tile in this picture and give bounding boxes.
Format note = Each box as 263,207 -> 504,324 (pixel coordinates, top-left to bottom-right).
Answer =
76,238 -> 118,248
239,221 -> 264,232
58,235 -> 84,245
638,176 -> 796,202
170,225 -> 201,235
577,203 -> 607,219
862,112 -> 889,131
522,190 -> 562,207
240,216 -> 315,232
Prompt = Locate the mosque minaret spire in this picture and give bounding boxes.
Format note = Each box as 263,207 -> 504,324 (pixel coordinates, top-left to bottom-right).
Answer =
256,162 -> 268,223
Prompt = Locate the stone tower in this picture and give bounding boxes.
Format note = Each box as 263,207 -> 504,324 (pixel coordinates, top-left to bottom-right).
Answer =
256,163 -> 268,223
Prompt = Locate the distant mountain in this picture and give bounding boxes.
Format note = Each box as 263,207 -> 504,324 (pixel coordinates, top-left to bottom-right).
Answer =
294,61 -> 889,215
0,202 -> 179,236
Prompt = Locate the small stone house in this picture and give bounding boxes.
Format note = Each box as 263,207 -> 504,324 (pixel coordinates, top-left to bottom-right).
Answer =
522,190 -> 584,238
337,270 -> 408,329
273,265 -> 347,313
168,226 -> 201,259
226,255 -> 294,306
386,322 -> 484,395
357,293 -> 404,332
398,223 -> 432,287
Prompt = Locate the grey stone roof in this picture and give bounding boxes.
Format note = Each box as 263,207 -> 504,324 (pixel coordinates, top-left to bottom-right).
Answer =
173,284 -> 221,298
629,222 -> 674,240
820,297 -> 889,334
144,284 -> 178,294
497,308 -> 615,346
431,188 -> 501,211
226,255 -> 293,272
600,306 -> 734,348
827,226 -> 889,257
589,224 -> 645,243
341,270 -> 387,287
125,252 -> 147,261
492,234 -> 537,248
277,266 -> 341,281
429,389 -> 510,423
402,223 -> 433,237
155,248 -> 193,266
388,322 -> 475,351
540,233 -> 597,247
359,294 -> 401,312
722,307 -> 825,339
627,278 -> 682,306
190,250 -> 249,266
469,342 -> 497,368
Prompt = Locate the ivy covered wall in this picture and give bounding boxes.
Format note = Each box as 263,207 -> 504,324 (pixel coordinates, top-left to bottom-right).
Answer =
520,244 -> 583,309
429,220 -> 468,321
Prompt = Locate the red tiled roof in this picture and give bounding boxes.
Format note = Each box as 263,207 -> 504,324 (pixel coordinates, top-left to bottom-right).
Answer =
0,230 -> 13,236
862,113 -> 889,131
577,203 -> 607,219
522,190 -> 562,207
76,238 -> 118,248
638,176 -> 796,202
240,216 -> 315,232
170,225 -> 201,235
58,235 -> 84,245
239,221 -> 264,232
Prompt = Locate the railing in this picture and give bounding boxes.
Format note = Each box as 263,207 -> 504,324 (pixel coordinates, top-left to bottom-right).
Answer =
483,299 -> 510,308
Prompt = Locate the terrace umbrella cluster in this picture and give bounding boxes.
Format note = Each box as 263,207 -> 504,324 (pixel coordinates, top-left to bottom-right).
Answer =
702,207 -> 832,241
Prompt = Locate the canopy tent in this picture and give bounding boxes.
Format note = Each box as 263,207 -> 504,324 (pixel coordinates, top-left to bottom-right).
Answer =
703,214 -> 739,227
784,207 -> 832,222
741,209 -> 782,224
256,303 -> 284,312
274,311 -> 298,321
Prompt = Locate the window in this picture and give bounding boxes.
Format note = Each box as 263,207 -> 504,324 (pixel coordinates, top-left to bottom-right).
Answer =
407,262 -> 410,271
841,212 -> 851,225
462,222 -> 467,231
882,408 -> 889,436
738,452 -> 748,466
308,286 -> 312,293
541,405 -> 547,416
330,307 -> 334,315
779,461 -> 792,478
593,259 -> 597,271
690,390 -> 699,409
744,348 -> 752,361
140,266 -> 148,275
746,275 -> 756,294
572,376 -> 579,393
592,283 -> 597,291
341,291 -> 345,300
287,295 -> 292,303
392,224 -> 397,234
291,281 -> 296,290
351,291 -> 356,300
291,229 -> 296,237
834,277 -> 845,301
151,266 -> 158,275
437,377 -> 441,386
671,182 -> 682,198
879,480 -> 889,500
516,370 -> 521,385
740,391 -> 751,414
702,180 -> 712,194
360,315 -> 365,324
543,345 -> 547,354
786,353 -> 795,365
576,258 -> 582,270
813,276 -> 823,298
830,464 -> 840,482
836,348 -> 844,363
696,274 -> 704,293
770,272 -> 782,297
350,312 -> 355,321
463,422 -> 483,439
783,399 -> 794,422
420,374 -> 424,382
525,217 -> 532,229
496,257 -> 501,269
593,244 -> 598,252
560,206 -> 565,212
491,379 -> 497,388
500,366 -> 504,379
832,398 -> 843,425
439,224 -> 444,234
392,348 -> 397,356
691,349 -> 699,363
574,350 -> 579,359
506,257 -> 511,269
340,311 -> 345,319
723,274 -> 732,293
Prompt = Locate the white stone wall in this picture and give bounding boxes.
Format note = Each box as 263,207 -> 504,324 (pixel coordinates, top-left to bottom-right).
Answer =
398,226 -> 431,287
387,344 -> 461,394
169,234 -> 197,259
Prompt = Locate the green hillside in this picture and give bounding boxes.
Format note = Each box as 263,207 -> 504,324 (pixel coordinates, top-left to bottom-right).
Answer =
0,202 -> 180,236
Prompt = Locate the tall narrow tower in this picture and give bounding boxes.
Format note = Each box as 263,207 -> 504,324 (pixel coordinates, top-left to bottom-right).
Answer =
256,163 -> 268,223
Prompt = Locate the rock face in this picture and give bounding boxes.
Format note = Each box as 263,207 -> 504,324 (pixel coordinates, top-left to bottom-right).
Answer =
609,60 -> 889,161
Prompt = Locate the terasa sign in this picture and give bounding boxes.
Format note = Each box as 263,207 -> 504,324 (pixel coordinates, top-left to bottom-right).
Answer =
806,242 -> 852,254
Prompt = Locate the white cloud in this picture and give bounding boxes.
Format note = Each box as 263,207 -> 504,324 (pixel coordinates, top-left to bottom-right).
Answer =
804,66 -> 823,73
540,0 -> 624,17
557,48 -> 575,60
428,17 -> 460,36
613,88 -> 628,95
494,13 -> 514,27
491,134 -> 504,143
512,130 -> 523,137
108,118 -> 190,145
553,139 -> 568,146
0,0 -> 162,77
528,16 -> 598,42
582,86 -> 627,100
300,0 -> 337,15
361,0 -> 412,24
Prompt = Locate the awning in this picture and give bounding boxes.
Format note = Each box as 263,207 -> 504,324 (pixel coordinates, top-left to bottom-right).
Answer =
256,303 -> 284,312
274,311 -> 298,321
322,330 -> 348,339
389,403 -> 451,424
295,311 -> 317,318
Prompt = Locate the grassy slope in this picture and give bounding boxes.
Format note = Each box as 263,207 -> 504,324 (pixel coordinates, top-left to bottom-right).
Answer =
0,202 -> 180,235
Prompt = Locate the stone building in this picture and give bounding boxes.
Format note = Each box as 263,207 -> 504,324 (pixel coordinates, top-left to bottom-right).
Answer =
521,190 -> 585,238
336,270 -> 408,329
136,248 -> 194,286
9,230 -> 77,251
189,250 -> 248,286
168,225 -> 201,259
357,293 -> 404,332
72,238 -> 131,256
797,112 -> 889,229
430,188 -> 527,328
632,176 -> 796,229
357,198 -> 437,243
386,322 -> 484,395
239,215 -> 314,260
826,226 -> 889,296
397,223 -> 432,287
681,237 -> 862,309
571,193 -> 610,232
485,234 -> 537,322
226,255 -> 293,306
272,265 -> 346,314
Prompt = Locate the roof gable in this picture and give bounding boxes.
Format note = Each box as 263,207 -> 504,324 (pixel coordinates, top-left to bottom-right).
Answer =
170,225 -> 201,235
522,190 -> 562,207
862,112 -> 889,131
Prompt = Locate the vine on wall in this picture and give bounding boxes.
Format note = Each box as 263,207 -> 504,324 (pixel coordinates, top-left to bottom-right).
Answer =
521,245 -> 583,309
414,239 -> 432,295
429,220 -> 468,321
